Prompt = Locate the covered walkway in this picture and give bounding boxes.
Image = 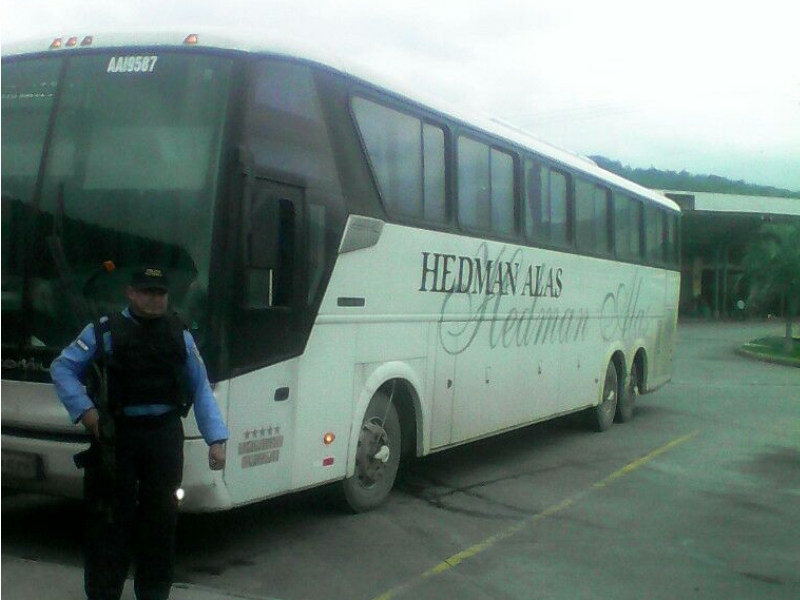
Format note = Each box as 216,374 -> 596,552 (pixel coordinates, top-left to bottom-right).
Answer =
664,191 -> 800,318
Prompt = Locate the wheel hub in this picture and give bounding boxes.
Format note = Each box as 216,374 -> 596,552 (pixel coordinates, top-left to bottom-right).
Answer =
356,420 -> 391,484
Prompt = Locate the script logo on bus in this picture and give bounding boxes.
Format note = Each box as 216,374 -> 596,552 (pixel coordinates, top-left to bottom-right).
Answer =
420,244 -> 590,356
419,249 -> 563,298
419,244 -> 650,356
599,275 -> 649,342
2,357 -> 51,374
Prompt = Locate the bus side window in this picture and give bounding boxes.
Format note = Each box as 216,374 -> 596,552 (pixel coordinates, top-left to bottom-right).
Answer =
645,205 -> 665,265
457,137 -> 491,230
525,162 -> 571,248
490,148 -> 515,236
351,97 -> 447,224
668,213 -> 680,267
457,137 -> 514,235
550,170 -> 570,247
524,160 -> 544,242
614,192 -> 630,259
575,178 -> 594,251
595,186 -> 612,255
630,198 -> 643,260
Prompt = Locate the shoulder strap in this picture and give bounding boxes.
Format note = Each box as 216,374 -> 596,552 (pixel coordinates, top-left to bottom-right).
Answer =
88,316 -> 117,415
169,312 -> 193,416
171,311 -> 190,330
93,317 -> 110,361
168,312 -> 189,359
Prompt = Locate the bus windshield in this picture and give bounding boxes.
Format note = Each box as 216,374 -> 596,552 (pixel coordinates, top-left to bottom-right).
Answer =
2,51 -> 234,357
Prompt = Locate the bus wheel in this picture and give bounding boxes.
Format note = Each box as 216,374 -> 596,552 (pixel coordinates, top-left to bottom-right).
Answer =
616,364 -> 639,423
591,361 -> 619,432
341,391 -> 402,513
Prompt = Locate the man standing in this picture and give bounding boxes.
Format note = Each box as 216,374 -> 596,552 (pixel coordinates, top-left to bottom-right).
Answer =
51,267 -> 229,600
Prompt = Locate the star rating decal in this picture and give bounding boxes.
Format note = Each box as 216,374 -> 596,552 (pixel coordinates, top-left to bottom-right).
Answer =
243,425 -> 281,440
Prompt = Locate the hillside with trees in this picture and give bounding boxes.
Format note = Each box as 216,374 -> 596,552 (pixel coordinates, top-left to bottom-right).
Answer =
590,156 -> 800,199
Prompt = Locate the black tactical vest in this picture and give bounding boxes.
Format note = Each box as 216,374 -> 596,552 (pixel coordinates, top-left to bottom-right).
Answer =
105,312 -> 188,410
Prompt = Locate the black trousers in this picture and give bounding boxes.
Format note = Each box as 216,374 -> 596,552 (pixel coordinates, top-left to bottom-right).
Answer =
83,412 -> 184,600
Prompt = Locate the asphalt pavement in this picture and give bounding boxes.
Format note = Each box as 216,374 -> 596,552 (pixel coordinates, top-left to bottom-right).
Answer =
1,554 -> 279,600
2,322 -> 800,600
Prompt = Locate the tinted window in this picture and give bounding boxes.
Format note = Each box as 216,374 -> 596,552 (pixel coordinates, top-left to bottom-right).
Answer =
576,179 -> 611,255
247,61 -> 340,191
524,160 -> 569,247
630,199 -> 643,259
1,53 -> 233,354
666,212 -> 680,267
575,179 -> 595,250
646,205 -> 665,263
1,58 -> 62,203
595,186 -> 611,254
550,170 -> 570,247
457,138 -> 515,234
353,98 -> 446,222
614,192 -> 631,258
423,124 -> 446,222
524,161 -> 545,241
457,137 -> 491,228
491,148 -> 514,235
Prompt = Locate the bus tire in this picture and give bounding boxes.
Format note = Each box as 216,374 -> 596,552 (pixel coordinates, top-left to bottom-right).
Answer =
615,363 -> 639,423
341,391 -> 402,513
591,361 -> 619,432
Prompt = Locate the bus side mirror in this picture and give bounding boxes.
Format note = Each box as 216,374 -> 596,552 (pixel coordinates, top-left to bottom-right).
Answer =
243,196 -> 295,309
249,197 -> 280,270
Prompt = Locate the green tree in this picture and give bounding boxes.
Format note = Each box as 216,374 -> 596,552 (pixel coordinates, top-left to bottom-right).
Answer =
742,221 -> 800,353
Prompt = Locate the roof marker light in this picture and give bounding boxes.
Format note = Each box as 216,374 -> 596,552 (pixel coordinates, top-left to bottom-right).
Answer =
50,38 -> 63,50
81,36 -> 94,47
66,37 -> 78,47
183,34 -> 199,45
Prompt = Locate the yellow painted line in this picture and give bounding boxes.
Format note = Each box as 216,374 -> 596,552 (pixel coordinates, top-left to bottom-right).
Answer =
372,430 -> 700,600
592,430 -> 700,490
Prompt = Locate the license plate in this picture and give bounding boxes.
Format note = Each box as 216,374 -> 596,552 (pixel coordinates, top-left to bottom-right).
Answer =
1,451 -> 41,480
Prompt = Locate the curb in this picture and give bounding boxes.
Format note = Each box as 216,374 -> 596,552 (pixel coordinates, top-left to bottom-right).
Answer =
736,347 -> 800,368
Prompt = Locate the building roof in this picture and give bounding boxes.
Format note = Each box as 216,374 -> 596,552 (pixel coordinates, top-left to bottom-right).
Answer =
663,191 -> 800,216
664,191 -> 800,260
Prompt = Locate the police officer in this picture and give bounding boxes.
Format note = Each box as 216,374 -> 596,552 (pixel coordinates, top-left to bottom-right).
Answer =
51,267 -> 229,600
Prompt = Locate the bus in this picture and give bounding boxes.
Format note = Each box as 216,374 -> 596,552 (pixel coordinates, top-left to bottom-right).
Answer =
1,31 -> 680,513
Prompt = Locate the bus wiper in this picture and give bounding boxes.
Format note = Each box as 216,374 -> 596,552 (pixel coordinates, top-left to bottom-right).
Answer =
46,192 -> 118,523
47,182 -> 90,329
47,235 -> 91,325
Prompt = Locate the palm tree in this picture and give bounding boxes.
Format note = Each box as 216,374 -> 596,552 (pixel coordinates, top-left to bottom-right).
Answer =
742,221 -> 800,354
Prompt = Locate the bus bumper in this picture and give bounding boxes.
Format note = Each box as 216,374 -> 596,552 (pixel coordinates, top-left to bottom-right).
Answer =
1,433 -> 88,498
1,434 -> 234,512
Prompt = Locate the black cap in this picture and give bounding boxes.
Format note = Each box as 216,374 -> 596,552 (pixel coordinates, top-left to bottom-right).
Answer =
130,267 -> 169,291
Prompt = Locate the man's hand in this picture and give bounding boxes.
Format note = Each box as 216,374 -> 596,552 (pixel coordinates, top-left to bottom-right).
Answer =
209,442 -> 226,471
80,408 -> 100,439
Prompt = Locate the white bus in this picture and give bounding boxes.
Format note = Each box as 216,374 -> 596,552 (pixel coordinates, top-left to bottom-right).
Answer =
1,31 -> 680,512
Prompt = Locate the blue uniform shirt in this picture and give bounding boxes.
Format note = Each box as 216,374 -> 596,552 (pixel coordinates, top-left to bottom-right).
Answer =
50,309 -> 229,446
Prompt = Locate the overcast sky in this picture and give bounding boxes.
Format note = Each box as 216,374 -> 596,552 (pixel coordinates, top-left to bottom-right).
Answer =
3,0 -> 799,191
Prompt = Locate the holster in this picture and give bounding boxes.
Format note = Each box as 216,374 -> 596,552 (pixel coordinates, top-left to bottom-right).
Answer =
73,448 -> 93,469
